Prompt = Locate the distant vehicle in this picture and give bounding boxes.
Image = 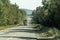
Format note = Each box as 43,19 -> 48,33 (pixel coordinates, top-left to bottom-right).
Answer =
24,20 -> 27,25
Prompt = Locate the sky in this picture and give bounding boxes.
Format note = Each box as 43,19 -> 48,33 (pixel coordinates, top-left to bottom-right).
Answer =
10,0 -> 43,10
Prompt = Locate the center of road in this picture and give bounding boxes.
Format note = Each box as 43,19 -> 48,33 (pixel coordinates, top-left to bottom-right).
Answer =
0,26 -> 38,40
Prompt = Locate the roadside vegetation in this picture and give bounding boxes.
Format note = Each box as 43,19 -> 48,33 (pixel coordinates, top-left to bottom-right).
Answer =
32,0 -> 60,40
0,0 -> 27,31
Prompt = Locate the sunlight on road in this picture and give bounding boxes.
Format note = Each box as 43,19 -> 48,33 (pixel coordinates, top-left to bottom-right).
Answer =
0,14 -> 38,40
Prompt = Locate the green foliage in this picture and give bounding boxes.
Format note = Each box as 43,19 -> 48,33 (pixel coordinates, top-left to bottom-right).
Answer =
0,0 -> 27,26
32,0 -> 60,29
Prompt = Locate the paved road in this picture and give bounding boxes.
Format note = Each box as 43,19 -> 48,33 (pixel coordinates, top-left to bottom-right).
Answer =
0,26 -> 38,40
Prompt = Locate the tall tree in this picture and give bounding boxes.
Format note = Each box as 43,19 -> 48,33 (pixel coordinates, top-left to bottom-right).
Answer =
0,0 -> 27,26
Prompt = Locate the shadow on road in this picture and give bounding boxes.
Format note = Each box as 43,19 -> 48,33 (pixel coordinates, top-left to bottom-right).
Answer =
4,29 -> 39,34
0,36 -> 37,40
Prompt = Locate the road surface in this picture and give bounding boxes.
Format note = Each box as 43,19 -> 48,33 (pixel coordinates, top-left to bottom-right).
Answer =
0,26 -> 38,40
0,15 -> 39,40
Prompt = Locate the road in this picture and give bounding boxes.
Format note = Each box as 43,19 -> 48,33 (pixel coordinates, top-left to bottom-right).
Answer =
0,26 -> 38,40
0,15 -> 39,40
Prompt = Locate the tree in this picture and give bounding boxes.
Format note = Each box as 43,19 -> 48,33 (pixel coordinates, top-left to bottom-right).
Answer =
0,0 -> 27,26
32,0 -> 60,29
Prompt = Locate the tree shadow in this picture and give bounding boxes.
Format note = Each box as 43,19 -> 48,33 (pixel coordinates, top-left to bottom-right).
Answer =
4,29 -> 39,34
0,36 -> 37,40
37,26 -> 50,33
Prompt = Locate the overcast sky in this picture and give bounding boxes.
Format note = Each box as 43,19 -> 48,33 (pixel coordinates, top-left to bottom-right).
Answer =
10,0 -> 43,10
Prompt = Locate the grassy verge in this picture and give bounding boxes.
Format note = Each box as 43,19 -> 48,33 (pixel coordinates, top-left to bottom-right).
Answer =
0,25 -> 17,32
33,24 -> 60,40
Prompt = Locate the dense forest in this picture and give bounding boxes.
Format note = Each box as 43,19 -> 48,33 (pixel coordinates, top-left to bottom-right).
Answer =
32,0 -> 60,29
0,0 -> 27,26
